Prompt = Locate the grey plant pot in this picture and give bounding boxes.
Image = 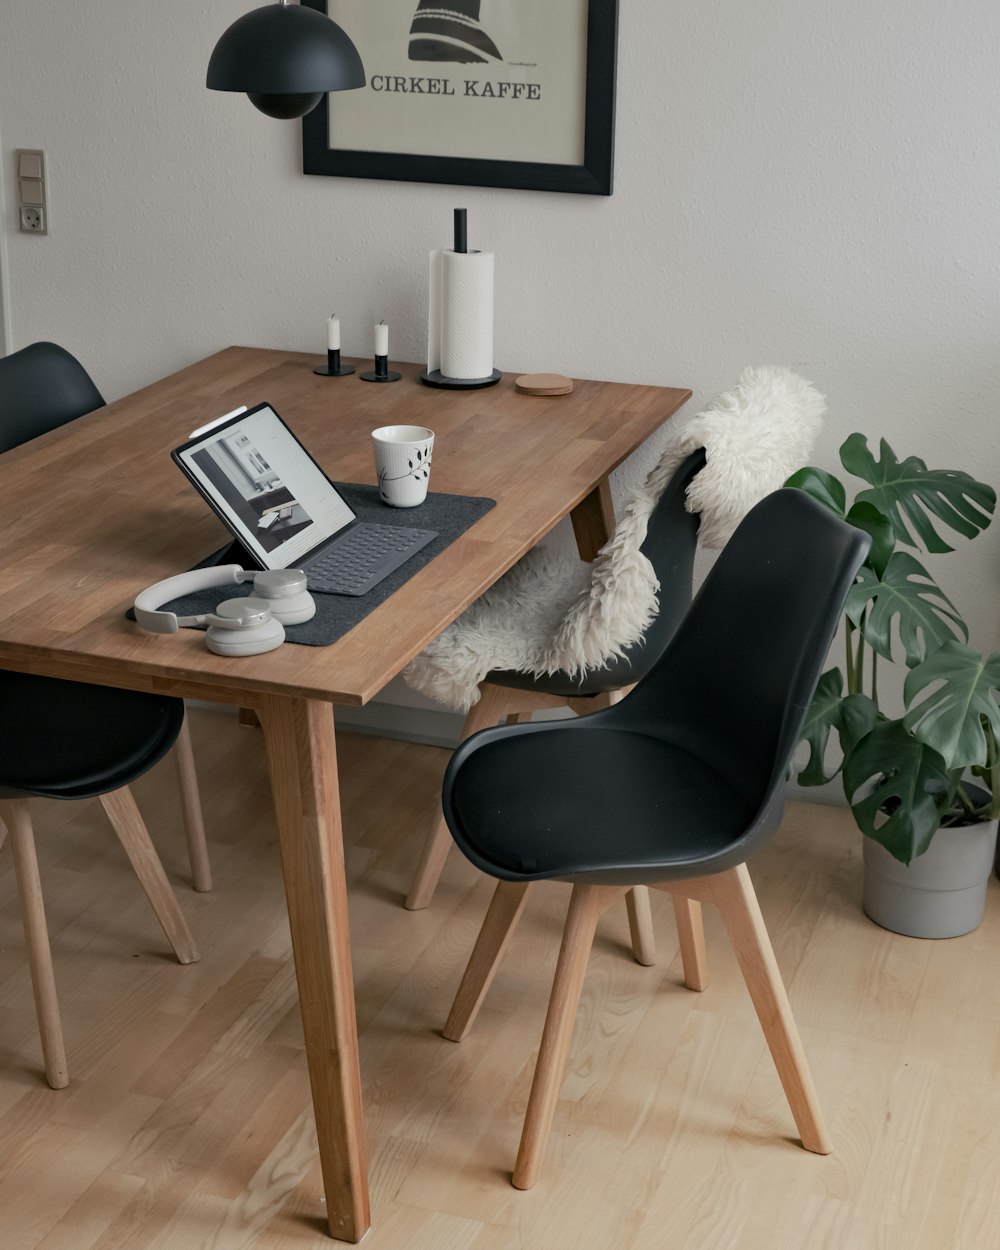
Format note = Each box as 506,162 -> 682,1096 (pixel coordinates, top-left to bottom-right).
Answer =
863,819 -> 1000,939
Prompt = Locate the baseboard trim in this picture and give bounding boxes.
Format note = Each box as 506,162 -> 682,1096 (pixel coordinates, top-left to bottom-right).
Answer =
332,702 -> 464,749
188,696 -> 464,751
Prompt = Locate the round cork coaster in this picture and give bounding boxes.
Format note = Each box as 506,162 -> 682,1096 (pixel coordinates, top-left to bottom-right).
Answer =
515,372 -> 574,396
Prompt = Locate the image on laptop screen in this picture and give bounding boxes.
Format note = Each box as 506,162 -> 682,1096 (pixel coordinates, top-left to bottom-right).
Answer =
174,404 -> 356,569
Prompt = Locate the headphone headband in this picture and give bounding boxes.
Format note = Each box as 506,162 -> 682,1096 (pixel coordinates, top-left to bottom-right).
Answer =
134,564 -> 246,634
134,565 -> 313,656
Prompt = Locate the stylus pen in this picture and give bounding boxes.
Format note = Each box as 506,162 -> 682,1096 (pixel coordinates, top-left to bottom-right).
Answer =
189,406 -> 249,439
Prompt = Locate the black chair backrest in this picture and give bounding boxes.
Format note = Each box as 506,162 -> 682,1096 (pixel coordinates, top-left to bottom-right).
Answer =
569,448 -> 706,692
0,341 -> 105,453
611,488 -> 869,824
490,448 -> 707,699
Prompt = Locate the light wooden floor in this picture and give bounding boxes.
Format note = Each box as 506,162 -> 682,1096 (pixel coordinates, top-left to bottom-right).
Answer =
2,708 -> 999,1250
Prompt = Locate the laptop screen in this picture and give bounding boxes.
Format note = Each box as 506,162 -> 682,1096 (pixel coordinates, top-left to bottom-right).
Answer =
173,403 -> 356,570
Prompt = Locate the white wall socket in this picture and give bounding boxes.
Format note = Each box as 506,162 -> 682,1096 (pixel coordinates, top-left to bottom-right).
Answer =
20,205 -> 45,233
16,149 -> 47,235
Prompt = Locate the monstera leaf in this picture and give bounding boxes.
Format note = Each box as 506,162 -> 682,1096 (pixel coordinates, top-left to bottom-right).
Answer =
797,668 -> 846,785
784,467 -> 846,517
970,722 -> 1000,817
903,641 -> 1000,770
845,552 -> 966,666
840,434 -> 995,553
844,721 -> 955,864
838,692 -> 881,756
845,501 -> 895,578
796,679 -> 883,787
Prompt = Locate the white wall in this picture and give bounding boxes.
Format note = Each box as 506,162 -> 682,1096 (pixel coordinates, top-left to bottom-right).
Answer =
0,115 -> 11,354
2,1 -> 999,696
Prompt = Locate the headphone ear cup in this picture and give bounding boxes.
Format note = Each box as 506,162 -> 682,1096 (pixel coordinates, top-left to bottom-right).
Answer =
205,616 -> 285,657
251,570 -> 316,626
265,591 -> 315,626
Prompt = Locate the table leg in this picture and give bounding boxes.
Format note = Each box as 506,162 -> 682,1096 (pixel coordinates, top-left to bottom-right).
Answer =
570,478 -> 616,561
259,695 -> 370,1243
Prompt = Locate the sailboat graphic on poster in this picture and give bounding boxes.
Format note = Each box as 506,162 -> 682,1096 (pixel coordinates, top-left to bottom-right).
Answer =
317,0 -> 592,166
408,1 -> 505,65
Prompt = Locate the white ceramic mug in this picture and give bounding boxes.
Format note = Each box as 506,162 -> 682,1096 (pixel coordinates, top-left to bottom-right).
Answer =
372,425 -> 435,507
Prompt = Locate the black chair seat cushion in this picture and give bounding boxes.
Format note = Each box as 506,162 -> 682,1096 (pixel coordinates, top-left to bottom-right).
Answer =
447,726 -> 770,886
0,671 -> 184,800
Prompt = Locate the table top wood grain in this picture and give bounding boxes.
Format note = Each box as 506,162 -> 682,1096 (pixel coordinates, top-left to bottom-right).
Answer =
0,347 -> 690,707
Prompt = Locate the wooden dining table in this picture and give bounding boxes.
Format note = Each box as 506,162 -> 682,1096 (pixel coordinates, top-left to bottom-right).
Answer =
0,346 -> 690,1241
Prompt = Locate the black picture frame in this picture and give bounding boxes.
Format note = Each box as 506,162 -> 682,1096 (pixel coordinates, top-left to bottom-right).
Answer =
302,0 -> 618,195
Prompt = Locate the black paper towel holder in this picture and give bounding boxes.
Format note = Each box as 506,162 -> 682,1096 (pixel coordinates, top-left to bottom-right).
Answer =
420,368 -> 502,389
423,208 -> 501,389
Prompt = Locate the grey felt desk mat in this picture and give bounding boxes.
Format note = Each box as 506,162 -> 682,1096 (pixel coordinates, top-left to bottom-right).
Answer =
162,483 -> 495,648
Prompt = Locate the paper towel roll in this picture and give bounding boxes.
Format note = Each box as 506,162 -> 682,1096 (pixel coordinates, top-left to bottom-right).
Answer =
427,248 -> 494,380
428,249 -> 443,374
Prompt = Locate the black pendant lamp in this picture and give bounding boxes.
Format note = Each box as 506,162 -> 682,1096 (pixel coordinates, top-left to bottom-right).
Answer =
207,0 -> 365,120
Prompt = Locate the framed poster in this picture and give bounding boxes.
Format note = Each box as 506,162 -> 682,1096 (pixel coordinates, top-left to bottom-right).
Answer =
302,0 -> 618,195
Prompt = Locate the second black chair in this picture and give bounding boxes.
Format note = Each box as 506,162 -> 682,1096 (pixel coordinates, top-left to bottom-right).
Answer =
438,489 -> 869,1188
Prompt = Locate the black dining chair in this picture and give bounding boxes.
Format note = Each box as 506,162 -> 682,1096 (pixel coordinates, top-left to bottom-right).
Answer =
405,448 -> 707,957
0,340 -> 105,452
0,342 -> 208,1087
0,673 -> 201,1088
0,340 -> 211,892
437,488 -> 869,1189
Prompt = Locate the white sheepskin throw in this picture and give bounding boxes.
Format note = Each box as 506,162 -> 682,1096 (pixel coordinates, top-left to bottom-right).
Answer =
404,366 -> 825,712
653,365 -> 826,550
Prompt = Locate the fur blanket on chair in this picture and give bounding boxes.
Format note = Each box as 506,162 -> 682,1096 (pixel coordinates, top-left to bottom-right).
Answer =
404,366 -> 825,712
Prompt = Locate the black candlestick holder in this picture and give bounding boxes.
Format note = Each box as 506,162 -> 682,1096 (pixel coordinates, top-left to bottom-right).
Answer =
314,348 -> 355,377
361,354 -> 401,383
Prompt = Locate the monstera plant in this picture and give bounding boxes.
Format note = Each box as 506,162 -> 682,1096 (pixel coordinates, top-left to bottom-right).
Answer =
787,435 -> 998,866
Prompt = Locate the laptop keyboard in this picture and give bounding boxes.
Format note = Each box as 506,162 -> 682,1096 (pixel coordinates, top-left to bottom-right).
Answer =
305,522 -> 438,596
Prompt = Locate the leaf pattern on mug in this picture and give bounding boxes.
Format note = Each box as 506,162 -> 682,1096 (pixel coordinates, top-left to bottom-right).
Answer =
377,440 -> 433,496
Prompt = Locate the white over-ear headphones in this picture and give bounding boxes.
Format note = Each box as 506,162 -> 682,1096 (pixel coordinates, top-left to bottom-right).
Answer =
133,565 -> 316,657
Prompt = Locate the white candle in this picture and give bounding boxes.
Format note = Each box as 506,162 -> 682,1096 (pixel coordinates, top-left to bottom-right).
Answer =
327,314 -> 340,351
374,321 -> 388,357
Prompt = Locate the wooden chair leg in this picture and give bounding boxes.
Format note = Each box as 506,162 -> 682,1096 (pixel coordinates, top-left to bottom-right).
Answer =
713,864 -> 831,1154
405,684 -> 517,911
672,895 -> 709,990
173,713 -> 212,893
405,811 -> 455,912
443,880 -> 532,1042
0,799 -> 69,1089
98,788 -> 200,966
625,887 -> 657,966
512,883 -> 620,1190
564,687 -> 634,715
